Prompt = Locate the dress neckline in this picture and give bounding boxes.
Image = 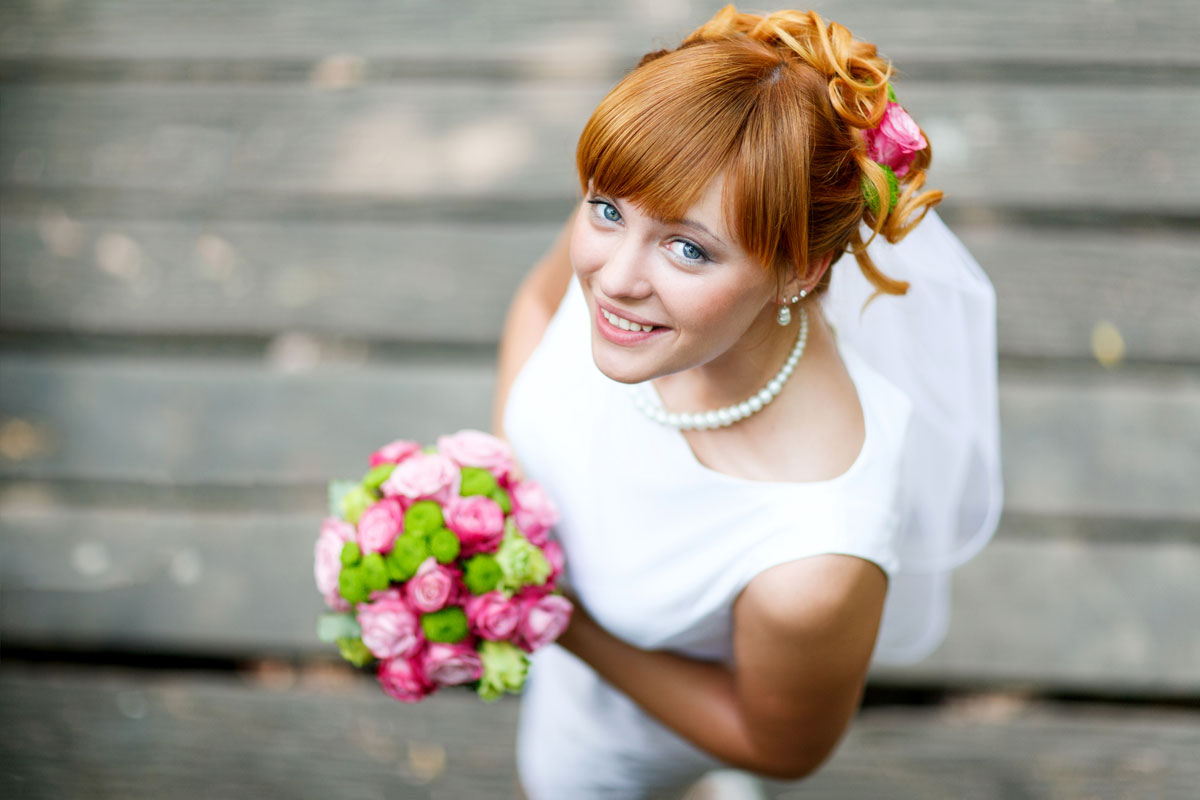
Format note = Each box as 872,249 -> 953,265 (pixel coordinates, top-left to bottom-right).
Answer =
632,329 -> 875,491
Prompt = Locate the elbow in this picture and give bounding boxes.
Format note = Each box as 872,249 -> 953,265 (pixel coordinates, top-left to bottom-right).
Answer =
741,731 -> 842,782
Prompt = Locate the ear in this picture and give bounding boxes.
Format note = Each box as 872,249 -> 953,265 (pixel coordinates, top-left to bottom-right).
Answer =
785,251 -> 836,297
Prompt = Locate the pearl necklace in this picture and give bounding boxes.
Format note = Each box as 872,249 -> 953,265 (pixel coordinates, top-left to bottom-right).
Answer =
633,306 -> 809,431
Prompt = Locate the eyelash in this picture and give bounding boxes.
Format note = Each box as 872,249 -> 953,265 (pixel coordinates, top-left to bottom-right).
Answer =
587,197 -> 711,265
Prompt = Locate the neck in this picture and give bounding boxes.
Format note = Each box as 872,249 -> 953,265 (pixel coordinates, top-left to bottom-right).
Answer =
652,302 -> 816,413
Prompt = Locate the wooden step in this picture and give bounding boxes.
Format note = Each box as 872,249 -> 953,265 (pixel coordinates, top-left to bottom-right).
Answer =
2,82 -> 1196,212
2,217 -> 1196,363
1,665 -> 1196,799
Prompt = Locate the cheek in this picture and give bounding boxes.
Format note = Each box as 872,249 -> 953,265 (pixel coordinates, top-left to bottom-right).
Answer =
568,220 -> 603,279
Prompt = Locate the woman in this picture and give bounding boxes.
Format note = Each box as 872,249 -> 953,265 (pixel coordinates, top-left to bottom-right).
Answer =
493,7 -> 1002,798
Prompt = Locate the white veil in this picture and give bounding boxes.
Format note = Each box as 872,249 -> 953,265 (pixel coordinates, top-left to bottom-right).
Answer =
820,210 -> 1004,664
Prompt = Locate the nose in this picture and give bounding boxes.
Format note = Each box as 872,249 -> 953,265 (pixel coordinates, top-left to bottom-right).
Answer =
596,235 -> 653,302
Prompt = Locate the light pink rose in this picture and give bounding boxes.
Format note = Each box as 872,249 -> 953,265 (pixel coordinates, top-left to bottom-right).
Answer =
542,540 -> 565,585
516,593 -> 573,653
437,429 -> 516,485
369,438 -> 422,468
420,642 -> 484,687
444,495 -> 505,556
358,592 -> 423,659
314,516 -> 355,610
380,452 -> 461,505
378,654 -> 433,703
511,480 -> 559,546
864,102 -> 927,177
405,556 -> 460,613
465,591 -> 522,641
356,497 -> 405,555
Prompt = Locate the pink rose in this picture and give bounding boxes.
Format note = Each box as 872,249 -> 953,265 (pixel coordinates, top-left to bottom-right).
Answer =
444,495 -> 505,556
437,429 -> 516,485
542,540 -> 565,585
516,593 -> 573,653
369,438 -> 422,468
465,591 -> 522,641
378,654 -> 433,703
314,516 -> 355,610
511,480 -> 559,546
380,452 -> 461,505
421,642 -> 484,687
358,592 -> 423,659
864,102 -> 927,177
356,497 -> 405,555
405,557 -> 460,613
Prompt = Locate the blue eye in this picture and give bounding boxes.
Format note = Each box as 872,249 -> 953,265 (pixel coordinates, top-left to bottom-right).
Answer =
588,199 -> 621,223
670,239 -> 708,264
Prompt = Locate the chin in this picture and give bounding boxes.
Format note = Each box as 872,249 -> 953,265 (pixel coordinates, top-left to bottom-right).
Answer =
590,340 -> 657,385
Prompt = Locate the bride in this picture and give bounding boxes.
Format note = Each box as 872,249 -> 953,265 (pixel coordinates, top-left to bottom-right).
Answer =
493,6 -> 1002,798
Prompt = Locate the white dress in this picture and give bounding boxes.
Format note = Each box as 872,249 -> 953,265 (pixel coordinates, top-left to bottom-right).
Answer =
504,211 -> 1002,799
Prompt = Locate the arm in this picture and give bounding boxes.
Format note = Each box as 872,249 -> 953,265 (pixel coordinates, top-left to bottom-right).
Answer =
492,211 -> 576,437
556,554 -> 887,779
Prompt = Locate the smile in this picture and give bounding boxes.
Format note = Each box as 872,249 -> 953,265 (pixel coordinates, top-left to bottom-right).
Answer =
601,308 -> 659,332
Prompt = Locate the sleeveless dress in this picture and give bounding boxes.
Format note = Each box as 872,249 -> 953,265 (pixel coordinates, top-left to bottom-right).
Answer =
504,211 -> 1001,799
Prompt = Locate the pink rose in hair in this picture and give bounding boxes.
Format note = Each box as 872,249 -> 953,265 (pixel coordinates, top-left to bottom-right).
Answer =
421,642 -> 484,687
358,591 -> 423,659
381,452 -> 461,505
405,557 -> 460,613
864,102 -> 927,177
378,654 -> 433,703
369,438 -> 421,468
437,429 -> 516,485
314,517 -> 356,610
444,495 -> 505,556
356,497 -> 405,555
465,591 -> 522,641
516,593 -> 573,653
511,480 -> 559,547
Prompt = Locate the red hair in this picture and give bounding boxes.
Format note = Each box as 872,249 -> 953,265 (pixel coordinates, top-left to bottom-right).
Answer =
576,6 -> 942,299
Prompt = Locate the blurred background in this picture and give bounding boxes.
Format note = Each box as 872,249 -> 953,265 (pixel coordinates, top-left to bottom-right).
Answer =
1,1 -> 1197,798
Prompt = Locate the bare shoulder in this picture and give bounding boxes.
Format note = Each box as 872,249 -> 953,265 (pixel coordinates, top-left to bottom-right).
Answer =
729,554 -> 888,777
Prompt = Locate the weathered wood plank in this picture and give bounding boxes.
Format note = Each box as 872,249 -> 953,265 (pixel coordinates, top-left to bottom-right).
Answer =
2,503 -> 1197,691
2,215 -> 1197,363
1,356 -> 1197,519
1,0 -> 1196,67
2,82 -> 1197,212
2,666 -> 1197,800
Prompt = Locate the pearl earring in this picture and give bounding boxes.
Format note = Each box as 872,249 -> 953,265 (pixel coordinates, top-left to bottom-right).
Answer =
776,304 -> 791,327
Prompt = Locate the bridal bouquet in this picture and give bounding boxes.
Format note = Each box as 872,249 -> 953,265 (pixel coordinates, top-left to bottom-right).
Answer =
314,430 -> 571,703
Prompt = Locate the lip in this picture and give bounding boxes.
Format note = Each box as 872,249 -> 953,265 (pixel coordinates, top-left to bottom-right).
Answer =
594,301 -> 668,346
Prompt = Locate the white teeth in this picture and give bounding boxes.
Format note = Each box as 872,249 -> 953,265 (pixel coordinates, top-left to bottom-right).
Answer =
602,308 -> 654,332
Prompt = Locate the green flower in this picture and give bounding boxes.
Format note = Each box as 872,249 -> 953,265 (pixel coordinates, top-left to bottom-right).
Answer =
339,485 -> 377,526
404,500 -> 444,536
428,527 -> 461,564
337,636 -> 374,667
361,463 -> 395,493
459,466 -> 498,497
386,534 -> 429,582
340,541 -> 362,567
495,521 -> 551,593
421,606 -> 469,643
361,553 -> 390,592
338,565 -> 370,605
490,487 -> 512,514
476,640 -> 530,701
862,165 -> 899,214
463,553 -> 503,595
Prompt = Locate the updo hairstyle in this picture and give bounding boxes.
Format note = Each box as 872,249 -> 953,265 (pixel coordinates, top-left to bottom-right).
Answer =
575,5 -> 943,299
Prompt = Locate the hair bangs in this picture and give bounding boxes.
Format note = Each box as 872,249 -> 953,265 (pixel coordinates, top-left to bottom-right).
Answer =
576,46 -> 763,228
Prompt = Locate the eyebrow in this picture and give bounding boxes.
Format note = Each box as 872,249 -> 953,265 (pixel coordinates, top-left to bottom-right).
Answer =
662,216 -> 727,247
